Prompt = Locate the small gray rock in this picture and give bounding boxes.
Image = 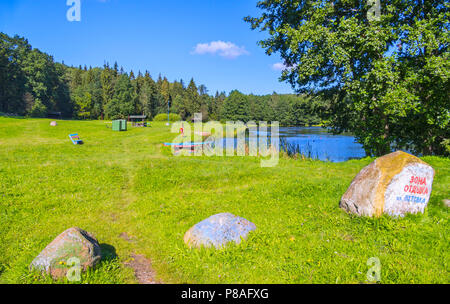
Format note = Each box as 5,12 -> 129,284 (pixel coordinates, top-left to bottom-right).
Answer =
184,213 -> 256,248
30,227 -> 101,279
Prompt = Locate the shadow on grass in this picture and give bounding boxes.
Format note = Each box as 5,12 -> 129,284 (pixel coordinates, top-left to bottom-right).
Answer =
100,243 -> 118,261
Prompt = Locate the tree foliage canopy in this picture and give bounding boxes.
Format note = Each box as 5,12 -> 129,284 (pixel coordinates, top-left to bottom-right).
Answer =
245,0 -> 449,156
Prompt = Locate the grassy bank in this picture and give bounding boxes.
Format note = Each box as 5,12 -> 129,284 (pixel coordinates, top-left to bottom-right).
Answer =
0,117 -> 448,284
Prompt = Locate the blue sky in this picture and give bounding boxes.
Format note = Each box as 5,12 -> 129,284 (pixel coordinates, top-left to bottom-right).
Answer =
0,0 -> 294,95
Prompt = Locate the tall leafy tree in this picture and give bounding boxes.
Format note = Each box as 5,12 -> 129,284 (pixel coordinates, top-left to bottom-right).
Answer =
0,33 -> 27,114
221,90 -> 250,121
185,78 -> 201,118
210,91 -> 226,120
104,74 -> 136,119
160,76 -> 171,114
172,94 -> 188,119
100,65 -> 115,117
139,76 -> 159,118
245,0 -> 450,156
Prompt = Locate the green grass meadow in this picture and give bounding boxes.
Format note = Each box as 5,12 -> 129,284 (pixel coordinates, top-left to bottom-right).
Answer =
0,117 -> 448,284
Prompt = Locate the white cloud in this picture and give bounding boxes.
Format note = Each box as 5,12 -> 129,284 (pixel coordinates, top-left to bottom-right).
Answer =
192,41 -> 249,59
271,62 -> 297,71
272,62 -> 287,71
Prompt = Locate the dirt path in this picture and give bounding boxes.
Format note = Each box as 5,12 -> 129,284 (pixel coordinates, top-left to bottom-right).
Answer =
116,138 -> 162,284
124,253 -> 160,284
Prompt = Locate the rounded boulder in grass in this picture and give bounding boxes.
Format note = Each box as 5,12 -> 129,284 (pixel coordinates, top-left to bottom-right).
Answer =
340,151 -> 435,217
184,213 -> 256,249
30,227 -> 102,279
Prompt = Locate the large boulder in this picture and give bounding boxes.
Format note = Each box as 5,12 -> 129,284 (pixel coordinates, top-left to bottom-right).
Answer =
30,227 -> 102,279
184,213 -> 256,248
340,151 -> 435,217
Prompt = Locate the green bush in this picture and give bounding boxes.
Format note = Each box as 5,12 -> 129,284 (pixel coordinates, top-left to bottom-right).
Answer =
29,99 -> 48,118
153,113 -> 181,122
441,139 -> 450,156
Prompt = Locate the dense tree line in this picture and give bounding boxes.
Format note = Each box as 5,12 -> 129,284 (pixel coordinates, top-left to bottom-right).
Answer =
0,32 -> 323,126
0,33 -> 71,117
221,90 -> 324,126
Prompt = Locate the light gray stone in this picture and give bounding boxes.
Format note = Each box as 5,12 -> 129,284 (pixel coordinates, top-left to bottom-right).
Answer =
184,213 -> 256,248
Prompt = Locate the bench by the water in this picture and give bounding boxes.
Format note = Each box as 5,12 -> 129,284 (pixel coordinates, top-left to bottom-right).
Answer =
163,142 -> 212,154
163,142 -> 208,148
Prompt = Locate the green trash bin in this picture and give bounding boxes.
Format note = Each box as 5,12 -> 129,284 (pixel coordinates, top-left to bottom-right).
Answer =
120,119 -> 127,131
112,120 -> 120,131
112,119 -> 127,131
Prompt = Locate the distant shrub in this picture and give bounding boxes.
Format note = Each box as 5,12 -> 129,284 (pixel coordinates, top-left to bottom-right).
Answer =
153,113 -> 181,122
30,99 -> 48,118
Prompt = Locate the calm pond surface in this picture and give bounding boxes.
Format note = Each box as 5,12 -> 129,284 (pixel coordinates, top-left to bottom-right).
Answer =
277,127 -> 367,162
213,126 -> 367,162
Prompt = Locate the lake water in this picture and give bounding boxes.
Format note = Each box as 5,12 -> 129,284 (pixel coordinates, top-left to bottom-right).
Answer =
277,127 -> 367,162
211,126 -> 367,162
